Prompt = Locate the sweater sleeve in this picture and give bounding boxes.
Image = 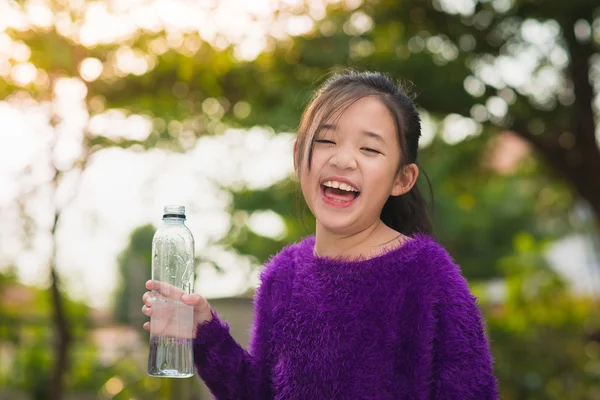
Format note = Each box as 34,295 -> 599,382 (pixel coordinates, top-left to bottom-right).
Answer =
193,251 -> 287,400
431,264 -> 499,399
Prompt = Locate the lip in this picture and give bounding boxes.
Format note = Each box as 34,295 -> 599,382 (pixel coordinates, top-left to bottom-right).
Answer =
319,176 -> 360,192
319,176 -> 361,209
320,185 -> 359,208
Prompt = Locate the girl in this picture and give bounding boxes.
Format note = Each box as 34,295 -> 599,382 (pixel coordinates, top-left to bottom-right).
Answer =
142,70 -> 499,399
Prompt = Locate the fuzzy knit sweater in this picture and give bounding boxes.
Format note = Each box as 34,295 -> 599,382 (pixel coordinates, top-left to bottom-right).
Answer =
193,234 -> 499,399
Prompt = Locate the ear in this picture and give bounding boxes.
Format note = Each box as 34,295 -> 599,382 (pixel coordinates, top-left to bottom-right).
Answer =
391,163 -> 419,196
293,140 -> 299,173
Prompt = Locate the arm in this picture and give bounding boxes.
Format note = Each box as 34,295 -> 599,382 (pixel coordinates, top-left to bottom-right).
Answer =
431,267 -> 499,399
193,262 -> 280,400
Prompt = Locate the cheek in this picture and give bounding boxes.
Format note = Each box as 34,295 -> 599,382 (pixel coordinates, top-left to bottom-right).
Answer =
309,149 -> 328,167
301,152 -> 327,180
298,164 -> 311,184
298,166 -> 316,199
364,161 -> 398,191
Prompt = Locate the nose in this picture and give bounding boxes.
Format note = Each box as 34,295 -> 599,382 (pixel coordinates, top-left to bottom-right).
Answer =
329,148 -> 357,170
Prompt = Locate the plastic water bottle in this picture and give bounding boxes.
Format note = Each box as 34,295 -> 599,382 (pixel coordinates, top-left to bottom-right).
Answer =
147,205 -> 195,378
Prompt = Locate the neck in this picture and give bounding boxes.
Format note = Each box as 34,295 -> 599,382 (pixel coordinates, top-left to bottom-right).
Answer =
314,220 -> 402,259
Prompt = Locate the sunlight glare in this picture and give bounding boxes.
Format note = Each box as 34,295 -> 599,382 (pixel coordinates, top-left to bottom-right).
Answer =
521,19 -> 560,53
286,15 -> 314,36
344,11 -> 373,36
441,114 -> 481,145
89,111 -> 153,142
103,377 -> 124,396
486,96 -> 508,118
149,37 -> 169,55
79,58 -> 103,82
470,104 -> 488,122
491,0 -> 513,13
68,0 -> 86,11
55,78 -> 88,101
115,46 -> 149,76
0,33 -> 11,56
80,2 -> 135,47
233,101 -> 252,119
0,2 -> 29,31
344,0 -> 363,10
309,3 -> 327,21
464,76 -> 485,97
54,11 -> 74,37
0,102 -> 49,171
248,210 -> 287,239
26,1 -> 54,29
12,42 -> 31,63
234,35 -> 267,61
11,63 -> 37,86
419,111 -> 437,148
63,0 -> 335,62
436,0 -> 476,16
0,60 -> 10,77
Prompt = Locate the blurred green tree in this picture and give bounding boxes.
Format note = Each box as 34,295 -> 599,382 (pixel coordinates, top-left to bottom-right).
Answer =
113,224 -> 154,336
223,133 -> 572,280
1,0 -> 598,398
81,0 -> 599,228
73,0 -> 596,280
0,278 -> 95,399
478,233 -> 600,399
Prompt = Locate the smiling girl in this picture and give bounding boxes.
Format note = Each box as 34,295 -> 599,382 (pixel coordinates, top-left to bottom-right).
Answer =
142,70 -> 499,399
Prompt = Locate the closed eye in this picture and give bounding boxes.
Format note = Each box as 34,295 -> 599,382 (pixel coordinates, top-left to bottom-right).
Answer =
362,147 -> 382,154
315,139 -> 336,145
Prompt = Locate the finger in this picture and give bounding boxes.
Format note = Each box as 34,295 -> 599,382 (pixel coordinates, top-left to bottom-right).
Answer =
142,291 -> 152,306
143,321 -> 150,331
142,305 -> 152,316
145,280 -> 153,290
181,293 -> 206,306
150,280 -> 185,301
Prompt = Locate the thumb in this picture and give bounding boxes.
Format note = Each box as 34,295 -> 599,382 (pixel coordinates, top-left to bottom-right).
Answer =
181,293 -> 202,306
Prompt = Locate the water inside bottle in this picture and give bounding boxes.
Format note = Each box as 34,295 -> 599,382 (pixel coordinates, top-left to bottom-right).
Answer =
147,298 -> 194,378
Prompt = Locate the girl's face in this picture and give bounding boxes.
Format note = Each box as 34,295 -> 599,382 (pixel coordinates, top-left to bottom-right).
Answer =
298,96 -> 414,236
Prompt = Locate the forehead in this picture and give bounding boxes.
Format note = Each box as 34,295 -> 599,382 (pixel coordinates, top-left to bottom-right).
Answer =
322,96 -> 397,135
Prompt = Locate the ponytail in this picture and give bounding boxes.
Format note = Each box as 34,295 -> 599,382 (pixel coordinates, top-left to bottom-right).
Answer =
380,169 -> 434,236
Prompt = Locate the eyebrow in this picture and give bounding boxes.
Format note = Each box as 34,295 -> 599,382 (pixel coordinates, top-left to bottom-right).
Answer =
318,124 -> 385,143
362,130 -> 385,143
318,123 -> 336,132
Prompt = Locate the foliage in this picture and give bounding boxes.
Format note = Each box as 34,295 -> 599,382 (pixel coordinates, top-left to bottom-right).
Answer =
223,134 -> 573,280
0,0 -> 599,398
0,281 -> 93,397
423,134 -> 574,278
113,224 -> 155,336
477,233 -> 600,399
222,177 -> 315,265
52,0 -> 597,226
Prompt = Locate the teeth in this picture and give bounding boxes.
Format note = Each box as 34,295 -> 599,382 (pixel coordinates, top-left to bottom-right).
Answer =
322,181 -> 358,192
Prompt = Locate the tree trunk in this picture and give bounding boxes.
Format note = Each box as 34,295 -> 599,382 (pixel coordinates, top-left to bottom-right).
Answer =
515,12 -> 600,229
515,125 -> 600,229
48,210 -> 71,400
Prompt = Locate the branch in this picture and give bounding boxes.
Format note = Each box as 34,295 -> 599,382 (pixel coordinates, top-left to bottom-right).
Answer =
560,14 -> 597,149
510,119 -> 561,159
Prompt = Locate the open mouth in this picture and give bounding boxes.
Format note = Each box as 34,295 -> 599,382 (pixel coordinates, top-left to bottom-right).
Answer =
320,181 -> 360,208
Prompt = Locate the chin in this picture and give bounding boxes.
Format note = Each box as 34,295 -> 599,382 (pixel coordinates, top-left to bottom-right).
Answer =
316,216 -> 359,236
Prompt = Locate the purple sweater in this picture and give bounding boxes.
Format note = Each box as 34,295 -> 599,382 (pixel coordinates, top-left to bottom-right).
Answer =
193,234 -> 499,399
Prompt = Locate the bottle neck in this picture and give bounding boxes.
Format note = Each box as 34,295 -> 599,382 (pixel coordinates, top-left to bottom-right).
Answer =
162,217 -> 185,224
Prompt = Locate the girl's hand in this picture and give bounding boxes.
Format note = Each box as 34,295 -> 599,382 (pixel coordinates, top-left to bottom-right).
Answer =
141,280 -> 213,338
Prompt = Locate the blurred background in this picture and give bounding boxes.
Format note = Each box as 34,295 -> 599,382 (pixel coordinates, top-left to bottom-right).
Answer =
0,0 -> 599,398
